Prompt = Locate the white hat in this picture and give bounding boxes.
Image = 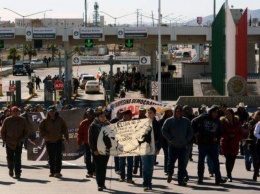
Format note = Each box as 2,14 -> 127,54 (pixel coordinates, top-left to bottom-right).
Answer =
161,105 -> 173,113
237,102 -> 247,108
139,105 -> 146,111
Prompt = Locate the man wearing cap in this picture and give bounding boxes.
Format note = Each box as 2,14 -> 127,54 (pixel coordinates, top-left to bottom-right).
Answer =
192,105 -> 226,185
77,108 -> 95,178
159,106 -> 173,175
119,109 -> 135,184
162,105 -> 193,186
1,106 -> 28,178
133,105 -> 147,176
39,105 -> 69,178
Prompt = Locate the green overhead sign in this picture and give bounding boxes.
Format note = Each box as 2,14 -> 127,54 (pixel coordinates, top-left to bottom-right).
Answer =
125,39 -> 133,48
85,39 -> 93,48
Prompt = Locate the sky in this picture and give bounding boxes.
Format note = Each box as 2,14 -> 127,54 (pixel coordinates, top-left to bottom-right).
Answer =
1,0 -> 260,25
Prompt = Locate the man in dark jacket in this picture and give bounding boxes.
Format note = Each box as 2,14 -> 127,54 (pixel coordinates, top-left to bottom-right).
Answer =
39,105 -> 69,178
162,105 -> 193,186
192,105 -> 226,185
1,106 -> 28,178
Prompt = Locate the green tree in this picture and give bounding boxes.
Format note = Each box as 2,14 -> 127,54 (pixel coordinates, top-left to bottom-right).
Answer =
24,44 -> 37,61
47,43 -> 58,62
73,45 -> 84,56
7,47 -> 21,67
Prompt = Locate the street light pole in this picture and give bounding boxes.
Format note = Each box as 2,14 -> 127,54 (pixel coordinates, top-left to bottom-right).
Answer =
158,0 -> 162,102
213,0 -> 216,20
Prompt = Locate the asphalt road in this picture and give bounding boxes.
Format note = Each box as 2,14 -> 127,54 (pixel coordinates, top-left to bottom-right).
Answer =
0,141 -> 259,194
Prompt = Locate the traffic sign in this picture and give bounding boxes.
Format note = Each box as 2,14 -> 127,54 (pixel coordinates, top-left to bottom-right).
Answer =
9,86 -> 16,92
54,80 -> 64,91
85,39 -> 93,48
151,81 -> 158,96
125,39 -> 133,48
73,27 -> 103,39
139,56 -> 151,65
0,28 -> 15,39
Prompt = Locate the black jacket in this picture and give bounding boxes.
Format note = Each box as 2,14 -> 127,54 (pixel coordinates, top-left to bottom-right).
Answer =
88,118 -> 110,152
192,114 -> 222,145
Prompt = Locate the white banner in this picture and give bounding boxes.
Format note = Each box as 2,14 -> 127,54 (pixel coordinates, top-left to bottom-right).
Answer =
110,98 -> 166,116
97,118 -> 155,156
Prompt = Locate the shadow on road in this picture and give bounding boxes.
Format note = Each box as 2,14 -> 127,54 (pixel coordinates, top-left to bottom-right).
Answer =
17,178 -> 50,184
57,177 -> 90,182
0,181 -> 15,185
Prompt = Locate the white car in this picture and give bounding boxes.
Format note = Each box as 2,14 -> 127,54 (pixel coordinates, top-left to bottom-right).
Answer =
80,75 -> 96,89
31,58 -> 44,65
85,80 -> 100,94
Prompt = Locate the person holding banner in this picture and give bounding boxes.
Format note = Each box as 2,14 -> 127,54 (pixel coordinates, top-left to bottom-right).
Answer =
39,105 -> 69,178
141,107 -> 161,191
1,106 -> 28,179
119,109 -> 135,184
78,108 -> 95,178
89,109 -> 110,191
162,105 -> 193,186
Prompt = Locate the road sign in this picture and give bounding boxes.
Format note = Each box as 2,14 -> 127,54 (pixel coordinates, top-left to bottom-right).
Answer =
0,40 -> 4,48
139,56 -> 151,65
151,81 -> 158,96
9,86 -> 16,92
54,80 -> 64,91
125,39 -> 133,48
0,28 -> 15,39
117,27 -> 148,39
26,27 -> 56,39
73,27 -> 103,39
85,39 -> 93,48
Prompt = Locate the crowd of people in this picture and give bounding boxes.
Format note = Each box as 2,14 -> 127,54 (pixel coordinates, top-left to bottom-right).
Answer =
0,100 -> 260,192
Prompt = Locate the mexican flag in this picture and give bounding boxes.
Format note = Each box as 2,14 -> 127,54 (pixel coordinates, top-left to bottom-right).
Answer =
96,67 -> 102,79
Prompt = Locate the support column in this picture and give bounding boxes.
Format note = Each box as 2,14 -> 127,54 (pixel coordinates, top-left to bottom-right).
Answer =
247,42 -> 256,73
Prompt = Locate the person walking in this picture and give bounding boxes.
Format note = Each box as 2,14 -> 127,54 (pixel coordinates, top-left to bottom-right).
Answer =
162,105 -> 193,186
77,108 -> 95,178
35,76 -> 42,90
192,105 -> 227,185
141,107 -> 161,191
89,109 -> 110,191
119,110 -> 135,184
220,109 -> 243,182
1,106 -> 28,178
253,116 -> 260,181
39,105 -> 69,178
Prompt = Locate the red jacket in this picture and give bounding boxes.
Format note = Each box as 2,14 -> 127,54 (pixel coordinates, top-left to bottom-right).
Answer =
77,119 -> 93,145
220,116 -> 243,155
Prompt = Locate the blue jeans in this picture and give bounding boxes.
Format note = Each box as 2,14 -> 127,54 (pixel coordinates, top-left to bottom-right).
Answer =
162,140 -> 168,173
114,156 -> 120,172
141,155 -> 155,188
244,146 -> 252,170
168,146 -> 187,182
206,155 -> 214,174
198,144 -> 222,181
120,156 -> 133,180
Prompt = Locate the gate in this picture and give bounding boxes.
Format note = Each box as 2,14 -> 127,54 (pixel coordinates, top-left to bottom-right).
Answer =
161,78 -> 193,101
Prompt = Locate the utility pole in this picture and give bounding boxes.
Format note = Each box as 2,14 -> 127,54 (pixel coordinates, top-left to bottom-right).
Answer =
85,0 -> 87,26
151,11 -> 155,27
158,0 -> 162,102
137,9 -> 141,27
213,0 -> 216,20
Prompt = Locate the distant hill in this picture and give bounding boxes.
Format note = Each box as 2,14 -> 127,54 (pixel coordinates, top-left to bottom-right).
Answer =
187,9 -> 260,26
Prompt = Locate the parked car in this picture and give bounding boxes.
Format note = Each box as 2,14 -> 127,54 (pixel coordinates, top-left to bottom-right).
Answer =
79,75 -> 96,89
85,80 -> 100,94
30,58 -> 44,65
13,61 -> 32,76
79,73 -> 89,81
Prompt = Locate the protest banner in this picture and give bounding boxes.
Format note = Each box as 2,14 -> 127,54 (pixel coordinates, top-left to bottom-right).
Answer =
97,118 -> 155,156
110,98 -> 167,116
27,109 -> 85,161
